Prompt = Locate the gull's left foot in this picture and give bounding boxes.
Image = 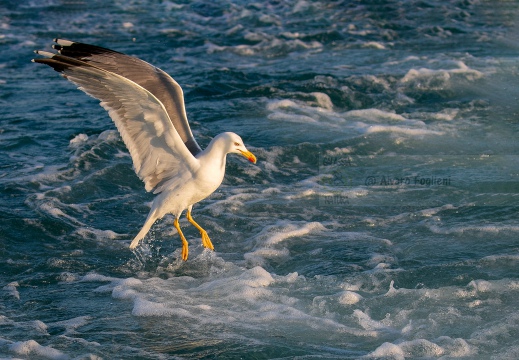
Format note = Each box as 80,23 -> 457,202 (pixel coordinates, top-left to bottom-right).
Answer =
186,210 -> 215,252
200,230 -> 214,251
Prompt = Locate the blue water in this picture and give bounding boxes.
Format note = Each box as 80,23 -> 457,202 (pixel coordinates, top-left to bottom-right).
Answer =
2,0 -> 519,358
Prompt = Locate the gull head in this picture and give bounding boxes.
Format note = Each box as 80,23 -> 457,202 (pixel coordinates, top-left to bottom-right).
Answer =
220,132 -> 257,164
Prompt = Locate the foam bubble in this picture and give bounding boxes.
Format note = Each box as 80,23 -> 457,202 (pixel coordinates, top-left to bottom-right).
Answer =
244,221 -> 325,266
366,337 -> 473,359
49,316 -> 91,335
31,320 -> 48,333
268,111 -> 318,124
436,337 -> 474,357
310,92 -> 333,110
468,279 -> 493,293
338,291 -> 363,305
345,108 -> 406,122
263,221 -> 325,246
429,224 -> 519,235
69,133 -> 89,147
362,41 -> 386,49
400,339 -> 444,357
132,298 -> 191,317
111,278 -> 143,300
399,61 -> 484,91
8,339 -> 68,360
3,281 -> 20,300
354,310 -> 394,332
267,96 -> 449,141
207,37 -> 322,57
74,227 -> 121,241
80,273 -> 117,283
201,266 -> 275,292
112,286 -> 139,300
365,342 -> 405,359
364,124 -> 444,136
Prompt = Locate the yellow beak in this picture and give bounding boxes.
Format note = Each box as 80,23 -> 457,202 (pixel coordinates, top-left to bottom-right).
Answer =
239,150 -> 257,164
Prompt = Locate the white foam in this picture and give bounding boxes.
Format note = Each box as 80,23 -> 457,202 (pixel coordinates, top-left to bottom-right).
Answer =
35,200 -> 86,228
111,278 -> 143,300
80,273 -> 118,283
244,221 -> 325,266
292,0 -> 315,14
468,279 -> 493,293
263,221 -> 325,246
400,339 -> 445,357
481,254 -> 519,263
69,133 -> 89,147
8,339 -> 68,360
132,298 -> 192,317
338,291 -> 363,305
310,92 -> 333,110
366,254 -> 397,269
95,267 -> 376,337
0,315 -> 14,326
284,188 -> 317,200
97,129 -> 120,142
362,41 -> 386,49
268,111 -> 318,124
77,262 -> 501,353
399,61 -> 484,90
74,227 -> 121,241
267,96 -> 449,140
261,187 -> 282,195
345,108 -> 406,122
436,337 -> 474,357
354,309 -> 394,332
31,320 -> 48,333
112,286 -> 139,300
3,281 -> 20,300
197,266 -> 275,293
204,192 -> 260,216
366,337 -> 473,359
363,124 -> 444,136
207,37 -> 322,57
429,224 -> 519,234
365,342 -> 405,359
49,316 -> 91,335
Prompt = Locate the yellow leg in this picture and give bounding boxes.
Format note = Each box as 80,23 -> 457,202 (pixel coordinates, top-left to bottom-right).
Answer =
174,218 -> 189,261
186,210 -> 214,251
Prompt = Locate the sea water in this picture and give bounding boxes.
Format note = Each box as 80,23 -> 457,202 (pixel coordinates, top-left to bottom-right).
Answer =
2,0 -> 519,358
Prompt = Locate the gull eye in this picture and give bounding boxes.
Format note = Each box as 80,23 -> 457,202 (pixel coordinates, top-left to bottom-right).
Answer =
234,142 -> 240,146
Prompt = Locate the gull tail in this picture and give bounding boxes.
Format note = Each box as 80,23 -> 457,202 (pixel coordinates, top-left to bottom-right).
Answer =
129,210 -> 158,249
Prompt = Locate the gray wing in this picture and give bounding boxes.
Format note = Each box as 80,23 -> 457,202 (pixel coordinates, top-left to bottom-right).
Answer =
33,52 -> 199,194
51,38 -> 202,156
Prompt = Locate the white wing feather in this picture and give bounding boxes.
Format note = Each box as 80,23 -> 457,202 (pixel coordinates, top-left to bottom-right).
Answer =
60,61 -> 199,193
52,39 -> 203,156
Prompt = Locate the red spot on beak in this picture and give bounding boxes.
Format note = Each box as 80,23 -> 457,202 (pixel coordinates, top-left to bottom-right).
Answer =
239,150 -> 257,164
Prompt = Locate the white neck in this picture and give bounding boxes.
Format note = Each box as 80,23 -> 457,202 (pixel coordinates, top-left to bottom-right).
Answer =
196,135 -> 229,172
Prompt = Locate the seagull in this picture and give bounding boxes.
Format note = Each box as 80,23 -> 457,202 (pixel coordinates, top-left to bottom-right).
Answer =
33,39 -> 257,261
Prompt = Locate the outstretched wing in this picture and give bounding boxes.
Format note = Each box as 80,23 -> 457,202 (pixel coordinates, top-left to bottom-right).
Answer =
33,52 -> 199,194
51,38 -> 202,156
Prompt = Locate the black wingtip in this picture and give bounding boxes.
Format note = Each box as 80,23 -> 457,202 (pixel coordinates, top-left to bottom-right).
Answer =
33,50 -> 101,75
33,57 -> 71,73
